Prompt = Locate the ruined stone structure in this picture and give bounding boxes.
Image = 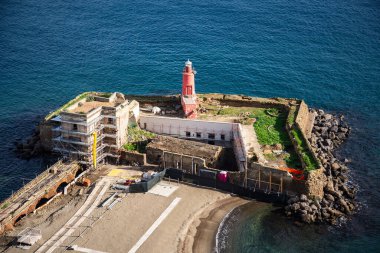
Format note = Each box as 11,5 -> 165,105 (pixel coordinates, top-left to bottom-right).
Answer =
0,161 -> 80,235
146,135 -> 225,173
139,115 -> 248,172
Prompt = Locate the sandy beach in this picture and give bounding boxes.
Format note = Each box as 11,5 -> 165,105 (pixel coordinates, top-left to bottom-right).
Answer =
1,167 -> 250,253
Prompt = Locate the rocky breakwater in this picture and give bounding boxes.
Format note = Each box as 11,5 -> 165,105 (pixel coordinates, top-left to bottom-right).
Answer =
285,109 -> 358,224
14,126 -> 43,159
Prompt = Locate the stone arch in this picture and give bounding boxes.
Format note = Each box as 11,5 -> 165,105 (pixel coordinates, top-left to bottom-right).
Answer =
14,213 -> 26,224
56,182 -> 68,193
75,167 -> 85,177
35,197 -> 50,209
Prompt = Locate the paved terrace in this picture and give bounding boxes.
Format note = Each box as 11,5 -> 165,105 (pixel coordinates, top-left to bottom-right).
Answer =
69,101 -> 116,114
0,161 -> 80,234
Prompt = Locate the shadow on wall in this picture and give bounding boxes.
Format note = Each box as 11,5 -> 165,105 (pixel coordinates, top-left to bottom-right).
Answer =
215,148 -> 238,171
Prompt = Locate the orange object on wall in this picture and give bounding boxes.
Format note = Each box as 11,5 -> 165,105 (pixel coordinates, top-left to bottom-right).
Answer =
280,167 -> 305,181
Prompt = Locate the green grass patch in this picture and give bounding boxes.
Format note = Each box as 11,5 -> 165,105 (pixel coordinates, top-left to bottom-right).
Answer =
253,108 -> 292,147
287,106 -> 297,126
123,125 -> 156,153
283,151 -> 303,169
213,107 -> 290,146
97,92 -> 112,98
127,125 -> 156,142
201,105 -> 304,169
123,142 -> 148,153
290,128 -> 319,171
1,202 -> 9,209
45,92 -> 90,120
62,93 -> 88,111
264,153 -> 277,161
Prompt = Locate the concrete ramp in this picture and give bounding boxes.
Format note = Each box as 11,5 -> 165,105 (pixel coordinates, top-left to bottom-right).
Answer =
240,125 -> 265,163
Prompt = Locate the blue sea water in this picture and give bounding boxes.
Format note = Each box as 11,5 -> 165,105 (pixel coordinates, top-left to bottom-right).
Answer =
0,0 -> 379,252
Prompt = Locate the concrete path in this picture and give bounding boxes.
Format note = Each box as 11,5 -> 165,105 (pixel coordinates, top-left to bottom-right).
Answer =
127,197 -> 181,253
241,125 -> 265,163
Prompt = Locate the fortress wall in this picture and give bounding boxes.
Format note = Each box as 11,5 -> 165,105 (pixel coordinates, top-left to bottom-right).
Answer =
249,163 -> 308,195
295,100 -> 314,138
214,94 -> 291,109
305,169 -> 327,199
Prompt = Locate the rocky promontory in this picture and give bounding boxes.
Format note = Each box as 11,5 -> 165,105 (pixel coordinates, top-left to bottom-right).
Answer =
285,109 -> 358,224
14,126 -> 44,159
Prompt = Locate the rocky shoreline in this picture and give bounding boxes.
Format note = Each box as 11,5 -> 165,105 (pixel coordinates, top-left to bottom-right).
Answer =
285,109 -> 358,224
14,126 -> 44,159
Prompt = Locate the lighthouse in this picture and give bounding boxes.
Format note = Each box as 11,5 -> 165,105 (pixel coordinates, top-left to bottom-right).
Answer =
181,60 -> 197,119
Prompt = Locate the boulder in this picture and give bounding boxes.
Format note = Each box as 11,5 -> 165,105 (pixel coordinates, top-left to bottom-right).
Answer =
300,194 -> 308,202
311,204 -> 318,211
325,194 -> 335,202
331,163 -> 341,170
331,125 -> 339,133
300,202 -> 309,209
324,114 -> 333,120
291,203 -> 300,212
301,213 -> 312,223
338,199 -> 351,214
287,196 -> 299,204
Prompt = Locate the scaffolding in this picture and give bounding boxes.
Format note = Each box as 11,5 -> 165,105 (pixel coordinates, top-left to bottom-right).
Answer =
52,113 -> 120,167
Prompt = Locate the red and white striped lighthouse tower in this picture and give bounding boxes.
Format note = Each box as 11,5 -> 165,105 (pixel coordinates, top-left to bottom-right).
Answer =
181,60 -> 197,118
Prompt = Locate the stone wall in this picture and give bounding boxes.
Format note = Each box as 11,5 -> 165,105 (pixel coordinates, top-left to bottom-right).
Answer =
39,122 -> 54,151
120,150 -> 147,165
212,94 -> 293,110
305,169 -> 327,199
295,100 -> 315,139
248,163 -> 309,195
0,161 -> 80,234
146,147 -> 206,173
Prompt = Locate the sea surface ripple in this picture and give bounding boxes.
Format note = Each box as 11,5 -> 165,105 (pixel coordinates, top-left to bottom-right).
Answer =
0,0 -> 379,252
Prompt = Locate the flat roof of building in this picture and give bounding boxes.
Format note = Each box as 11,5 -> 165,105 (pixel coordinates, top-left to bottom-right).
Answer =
69,101 -> 117,114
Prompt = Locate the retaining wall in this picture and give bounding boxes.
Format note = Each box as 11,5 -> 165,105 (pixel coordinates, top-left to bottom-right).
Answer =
0,161 -> 80,234
295,100 -> 315,139
120,150 -> 147,165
